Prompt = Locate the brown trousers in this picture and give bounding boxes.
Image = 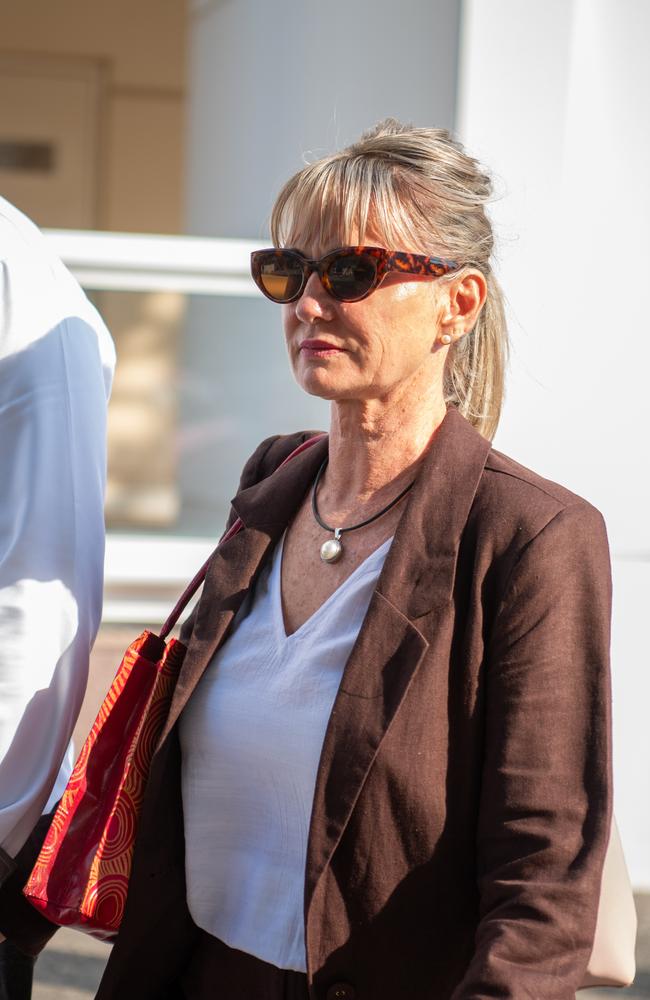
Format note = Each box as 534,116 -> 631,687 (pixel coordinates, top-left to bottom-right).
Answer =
180,932 -> 310,1000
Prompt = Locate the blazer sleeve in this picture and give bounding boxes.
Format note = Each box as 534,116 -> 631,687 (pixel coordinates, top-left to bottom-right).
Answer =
451,501 -> 613,1000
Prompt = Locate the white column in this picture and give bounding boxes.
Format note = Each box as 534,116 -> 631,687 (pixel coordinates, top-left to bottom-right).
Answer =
182,0 -> 461,530
458,0 -> 650,888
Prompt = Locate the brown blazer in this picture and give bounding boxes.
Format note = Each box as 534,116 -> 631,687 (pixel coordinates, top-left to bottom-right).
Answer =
95,407 -> 613,1000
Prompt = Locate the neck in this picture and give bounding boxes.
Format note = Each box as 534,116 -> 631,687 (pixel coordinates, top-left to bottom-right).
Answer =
324,379 -> 447,511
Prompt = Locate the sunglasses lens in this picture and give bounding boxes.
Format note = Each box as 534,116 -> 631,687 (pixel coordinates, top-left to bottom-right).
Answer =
256,253 -> 304,302
328,253 -> 377,300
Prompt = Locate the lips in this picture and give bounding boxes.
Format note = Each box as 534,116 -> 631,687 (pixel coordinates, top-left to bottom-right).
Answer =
300,339 -> 344,352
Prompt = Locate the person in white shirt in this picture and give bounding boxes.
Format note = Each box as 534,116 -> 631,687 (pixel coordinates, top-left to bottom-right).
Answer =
0,196 -> 115,998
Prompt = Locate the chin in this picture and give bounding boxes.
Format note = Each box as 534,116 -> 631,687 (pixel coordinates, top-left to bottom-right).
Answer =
299,379 -> 342,401
292,357 -> 369,402
301,379 -> 368,403
292,368 -> 342,399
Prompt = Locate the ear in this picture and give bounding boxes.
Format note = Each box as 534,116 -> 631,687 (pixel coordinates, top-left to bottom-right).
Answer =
439,269 -> 488,342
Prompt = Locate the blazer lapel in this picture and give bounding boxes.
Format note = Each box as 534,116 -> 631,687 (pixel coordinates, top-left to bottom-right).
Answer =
304,409 -> 492,930
304,596 -> 429,925
159,434 -> 329,743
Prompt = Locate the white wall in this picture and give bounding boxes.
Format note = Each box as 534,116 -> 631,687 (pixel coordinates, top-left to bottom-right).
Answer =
458,0 -> 650,888
187,0 -> 461,239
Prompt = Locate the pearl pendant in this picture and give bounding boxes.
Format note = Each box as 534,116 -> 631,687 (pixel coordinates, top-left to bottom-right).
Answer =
320,531 -> 343,563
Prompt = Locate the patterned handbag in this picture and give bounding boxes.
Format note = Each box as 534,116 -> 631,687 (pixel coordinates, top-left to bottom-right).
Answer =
22,436 -> 321,939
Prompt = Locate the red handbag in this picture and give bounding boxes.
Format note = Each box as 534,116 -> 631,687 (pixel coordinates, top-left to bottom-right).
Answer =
22,436 -> 321,939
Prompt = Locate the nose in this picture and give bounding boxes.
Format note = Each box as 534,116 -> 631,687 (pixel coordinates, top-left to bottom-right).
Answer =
294,271 -> 336,324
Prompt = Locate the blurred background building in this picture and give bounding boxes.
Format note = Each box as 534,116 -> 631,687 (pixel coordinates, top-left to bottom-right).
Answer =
1,1 -> 648,992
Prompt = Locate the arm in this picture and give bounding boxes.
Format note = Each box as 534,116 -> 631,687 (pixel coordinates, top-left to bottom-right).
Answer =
0,246 -> 114,903
452,503 -> 613,999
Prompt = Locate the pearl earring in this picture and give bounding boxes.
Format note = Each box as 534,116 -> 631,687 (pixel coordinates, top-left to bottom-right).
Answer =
440,333 -> 452,345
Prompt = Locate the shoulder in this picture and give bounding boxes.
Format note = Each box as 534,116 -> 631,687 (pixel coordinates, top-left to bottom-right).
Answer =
0,198 -> 114,376
204,429 -> 326,565
476,444 -> 606,538
485,447 -> 589,508
0,197 -> 53,277
451,439 -> 612,633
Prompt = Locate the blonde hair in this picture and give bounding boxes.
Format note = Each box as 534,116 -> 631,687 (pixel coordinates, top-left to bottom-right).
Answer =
270,119 -> 508,440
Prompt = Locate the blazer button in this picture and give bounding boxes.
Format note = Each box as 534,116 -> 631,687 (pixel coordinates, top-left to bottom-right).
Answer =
326,984 -> 356,1000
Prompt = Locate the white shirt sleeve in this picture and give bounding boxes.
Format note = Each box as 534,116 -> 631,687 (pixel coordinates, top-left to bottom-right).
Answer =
0,197 -> 115,859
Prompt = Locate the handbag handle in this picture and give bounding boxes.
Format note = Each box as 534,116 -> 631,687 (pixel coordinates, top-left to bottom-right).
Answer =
159,434 -> 326,639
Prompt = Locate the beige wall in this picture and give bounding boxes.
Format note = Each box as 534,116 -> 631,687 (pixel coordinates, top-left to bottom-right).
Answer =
1,0 -> 186,233
0,2 -> 188,529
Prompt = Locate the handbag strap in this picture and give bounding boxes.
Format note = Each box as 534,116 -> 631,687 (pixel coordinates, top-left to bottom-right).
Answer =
159,433 -> 326,639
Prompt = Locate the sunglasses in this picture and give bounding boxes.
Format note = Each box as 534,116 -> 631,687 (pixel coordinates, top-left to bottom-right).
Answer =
250,246 -> 460,304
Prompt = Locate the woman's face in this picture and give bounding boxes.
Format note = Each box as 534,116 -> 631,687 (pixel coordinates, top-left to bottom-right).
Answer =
282,234 -> 450,405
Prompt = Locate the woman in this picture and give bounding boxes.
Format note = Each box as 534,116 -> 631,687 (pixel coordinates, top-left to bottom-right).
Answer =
96,120 -> 612,1000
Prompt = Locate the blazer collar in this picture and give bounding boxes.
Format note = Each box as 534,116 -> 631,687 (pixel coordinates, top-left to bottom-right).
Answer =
376,406 -> 491,620
230,432 -> 329,534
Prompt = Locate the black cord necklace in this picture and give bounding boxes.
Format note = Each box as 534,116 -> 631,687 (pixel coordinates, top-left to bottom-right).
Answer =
311,457 -> 415,564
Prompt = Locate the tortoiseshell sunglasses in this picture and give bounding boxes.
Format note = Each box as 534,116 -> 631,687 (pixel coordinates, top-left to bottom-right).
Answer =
250,246 -> 460,304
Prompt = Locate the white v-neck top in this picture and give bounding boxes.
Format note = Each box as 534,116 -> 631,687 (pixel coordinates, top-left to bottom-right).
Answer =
179,531 -> 392,972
